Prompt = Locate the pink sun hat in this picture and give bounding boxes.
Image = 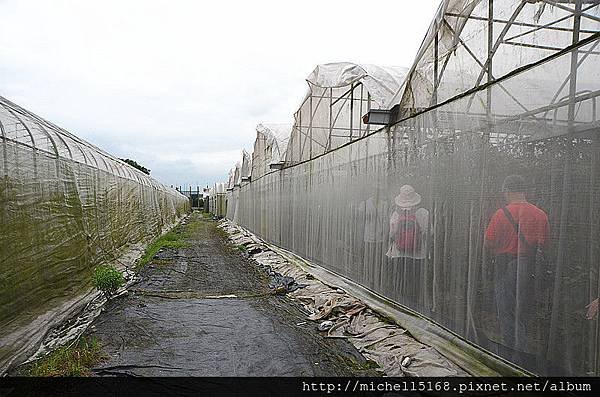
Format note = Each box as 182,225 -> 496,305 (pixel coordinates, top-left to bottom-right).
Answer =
394,184 -> 421,208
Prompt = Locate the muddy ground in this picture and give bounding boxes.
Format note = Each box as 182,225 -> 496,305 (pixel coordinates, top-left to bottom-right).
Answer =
87,212 -> 377,376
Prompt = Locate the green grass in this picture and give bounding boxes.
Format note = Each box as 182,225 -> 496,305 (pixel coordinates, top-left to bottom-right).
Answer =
341,356 -> 382,373
135,230 -> 187,271
361,359 -> 381,370
92,265 -> 124,295
24,337 -> 105,377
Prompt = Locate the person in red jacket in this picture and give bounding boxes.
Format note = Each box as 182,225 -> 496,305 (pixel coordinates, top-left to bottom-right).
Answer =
484,175 -> 550,368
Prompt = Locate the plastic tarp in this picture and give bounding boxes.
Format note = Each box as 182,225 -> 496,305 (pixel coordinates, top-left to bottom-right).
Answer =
227,168 -> 235,190
226,0 -> 600,376
250,123 -> 292,180
233,162 -> 241,186
391,0 -> 600,116
208,182 -> 227,217
285,63 -> 408,164
241,150 -> 252,182
268,124 -> 292,166
0,95 -> 189,373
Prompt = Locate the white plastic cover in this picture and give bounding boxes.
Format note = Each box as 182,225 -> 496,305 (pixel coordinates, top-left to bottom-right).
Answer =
240,150 -> 252,181
206,182 -> 227,217
0,95 -> 189,372
307,63 -> 408,109
251,123 -> 292,180
286,62 -> 408,164
233,162 -> 241,186
392,0 -> 600,119
227,168 -> 235,190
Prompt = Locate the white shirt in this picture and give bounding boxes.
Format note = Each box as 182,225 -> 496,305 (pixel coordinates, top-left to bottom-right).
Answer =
363,196 -> 388,243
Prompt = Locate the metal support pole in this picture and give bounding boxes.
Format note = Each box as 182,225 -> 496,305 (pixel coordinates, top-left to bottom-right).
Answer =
486,0 -> 494,129
309,94 -> 313,159
328,87 -> 333,151
350,83 -> 354,142
568,0 -> 582,128
433,20 -> 439,107
547,0 -> 582,362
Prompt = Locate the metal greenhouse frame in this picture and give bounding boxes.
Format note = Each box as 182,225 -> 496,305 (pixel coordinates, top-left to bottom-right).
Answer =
285,63 -> 408,164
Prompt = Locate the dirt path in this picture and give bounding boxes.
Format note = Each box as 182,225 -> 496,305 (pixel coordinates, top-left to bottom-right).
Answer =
88,212 -> 376,376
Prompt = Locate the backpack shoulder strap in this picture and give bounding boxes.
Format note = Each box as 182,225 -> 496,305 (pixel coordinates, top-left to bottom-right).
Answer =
501,206 -> 531,250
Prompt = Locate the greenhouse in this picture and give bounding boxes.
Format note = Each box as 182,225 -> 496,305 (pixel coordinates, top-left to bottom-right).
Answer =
285,62 -> 408,165
0,96 -> 189,372
206,182 -> 227,218
250,123 -> 292,179
224,0 -> 600,376
239,150 -> 251,183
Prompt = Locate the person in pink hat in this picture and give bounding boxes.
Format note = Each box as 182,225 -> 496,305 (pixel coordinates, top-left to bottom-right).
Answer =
386,184 -> 429,260
385,184 -> 430,311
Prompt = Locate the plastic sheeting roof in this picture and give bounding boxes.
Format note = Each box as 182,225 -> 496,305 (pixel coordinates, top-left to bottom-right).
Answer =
233,163 -> 242,186
259,123 -> 291,165
240,150 -> 252,180
207,182 -> 226,196
389,0 -> 600,119
251,123 -> 292,180
284,62 -> 409,164
306,62 -> 409,109
0,96 -> 179,194
227,168 -> 235,189
215,182 -> 226,194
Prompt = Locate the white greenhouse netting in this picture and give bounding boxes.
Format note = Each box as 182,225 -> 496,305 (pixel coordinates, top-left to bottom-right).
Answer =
207,182 -> 227,218
0,96 -> 189,372
285,62 -> 408,164
227,162 -> 243,223
227,167 -> 235,189
234,162 -> 241,186
227,0 -> 600,376
241,150 -> 252,182
250,123 -> 292,179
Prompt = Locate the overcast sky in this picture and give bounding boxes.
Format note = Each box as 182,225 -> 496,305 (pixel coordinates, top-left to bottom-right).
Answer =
0,0 -> 440,187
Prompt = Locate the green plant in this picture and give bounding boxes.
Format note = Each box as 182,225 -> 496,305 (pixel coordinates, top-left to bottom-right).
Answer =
25,337 -> 105,377
92,265 -> 124,295
136,230 -> 187,270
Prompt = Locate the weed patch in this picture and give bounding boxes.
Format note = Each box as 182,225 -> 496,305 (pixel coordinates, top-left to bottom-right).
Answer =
92,265 -> 124,295
136,230 -> 187,271
342,356 -> 382,373
23,337 -> 105,377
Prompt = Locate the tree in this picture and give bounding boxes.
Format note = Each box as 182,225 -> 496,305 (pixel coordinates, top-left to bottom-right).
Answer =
120,158 -> 151,175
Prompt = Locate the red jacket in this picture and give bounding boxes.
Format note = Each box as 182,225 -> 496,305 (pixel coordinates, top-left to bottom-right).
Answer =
485,202 -> 550,256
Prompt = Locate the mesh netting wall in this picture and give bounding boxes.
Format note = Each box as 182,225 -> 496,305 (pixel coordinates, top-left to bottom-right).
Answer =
0,97 -> 189,372
207,183 -> 227,218
228,26 -> 600,374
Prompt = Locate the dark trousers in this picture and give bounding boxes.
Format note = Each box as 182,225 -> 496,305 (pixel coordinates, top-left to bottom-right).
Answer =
494,253 -> 537,370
